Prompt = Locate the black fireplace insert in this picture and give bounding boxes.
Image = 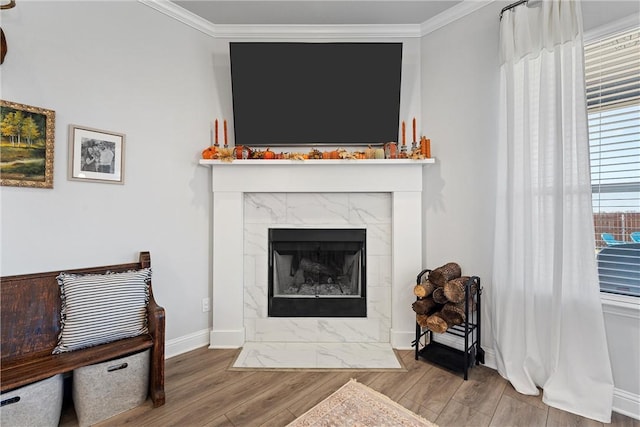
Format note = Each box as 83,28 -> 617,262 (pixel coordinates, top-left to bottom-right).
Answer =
268,228 -> 366,317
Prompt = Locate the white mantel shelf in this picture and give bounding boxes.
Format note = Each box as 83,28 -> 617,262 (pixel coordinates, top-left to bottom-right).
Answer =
200,157 -> 433,349
199,159 -> 435,165
199,158 -> 434,193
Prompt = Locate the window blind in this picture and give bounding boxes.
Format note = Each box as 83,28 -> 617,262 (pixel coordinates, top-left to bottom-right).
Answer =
586,27 -> 640,297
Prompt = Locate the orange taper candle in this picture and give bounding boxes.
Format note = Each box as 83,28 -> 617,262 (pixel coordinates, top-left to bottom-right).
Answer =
223,120 -> 228,146
412,117 -> 416,142
214,119 -> 219,145
402,121 -> 406,145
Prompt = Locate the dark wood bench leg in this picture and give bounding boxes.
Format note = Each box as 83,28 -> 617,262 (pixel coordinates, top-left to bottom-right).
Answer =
148,295 -> 166,407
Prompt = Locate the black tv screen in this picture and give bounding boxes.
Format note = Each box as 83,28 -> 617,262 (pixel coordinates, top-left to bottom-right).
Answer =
229,42 -> 403,147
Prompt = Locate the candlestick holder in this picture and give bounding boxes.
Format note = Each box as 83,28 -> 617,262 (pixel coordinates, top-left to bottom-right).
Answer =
400,144 -> 408,157
411,141 -> 417,151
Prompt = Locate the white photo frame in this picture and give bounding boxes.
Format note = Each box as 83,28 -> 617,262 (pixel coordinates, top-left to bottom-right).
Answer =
69,125 -> 125,184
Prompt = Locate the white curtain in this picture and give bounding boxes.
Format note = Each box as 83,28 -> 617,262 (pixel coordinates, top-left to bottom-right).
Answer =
492,1 -> 614,423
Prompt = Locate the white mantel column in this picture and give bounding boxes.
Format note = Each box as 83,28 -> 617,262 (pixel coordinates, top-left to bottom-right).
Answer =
390,190 -> 423,348
210,191 -> 246,347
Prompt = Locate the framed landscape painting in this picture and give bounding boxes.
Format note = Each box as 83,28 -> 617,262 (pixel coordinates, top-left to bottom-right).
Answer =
0,100 -> 55,188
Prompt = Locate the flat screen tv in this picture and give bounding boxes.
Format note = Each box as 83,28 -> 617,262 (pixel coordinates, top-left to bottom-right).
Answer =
229,42 -> 403,147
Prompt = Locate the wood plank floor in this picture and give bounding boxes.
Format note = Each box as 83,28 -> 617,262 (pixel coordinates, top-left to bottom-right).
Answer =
59,346 -> 639,427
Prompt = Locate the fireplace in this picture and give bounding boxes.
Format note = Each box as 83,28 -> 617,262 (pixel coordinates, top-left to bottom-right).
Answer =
269,228 -> 367,317
200,160 -> 430,348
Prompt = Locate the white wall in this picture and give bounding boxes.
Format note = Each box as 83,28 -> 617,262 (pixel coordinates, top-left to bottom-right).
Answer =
419,0 -> 639,418
0,1 -> 217,354
420,1 -> 502,362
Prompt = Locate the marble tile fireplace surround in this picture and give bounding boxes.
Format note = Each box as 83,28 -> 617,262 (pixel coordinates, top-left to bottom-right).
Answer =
200,159 -> 433,367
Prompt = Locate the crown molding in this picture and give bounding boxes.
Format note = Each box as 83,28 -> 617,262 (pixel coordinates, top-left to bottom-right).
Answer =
213,24 -> 422,39
138,0 -> 218,38
139,0 -> 494,39
420,0 -> 494,36
584,14 -> 640,44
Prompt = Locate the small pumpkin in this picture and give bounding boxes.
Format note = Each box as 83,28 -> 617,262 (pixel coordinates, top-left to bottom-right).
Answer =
329,150 -> 340,159
263,148 -> 276,160
374,148 -> 385,159
202,146 -> 218,159
322,151 -> 331,159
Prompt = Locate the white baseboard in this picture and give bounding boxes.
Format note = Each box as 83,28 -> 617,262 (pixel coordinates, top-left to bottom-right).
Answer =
209,328 -> 245,349
165,328 -> 210,359
390,329 -> 416,350
613,388 -> 640,420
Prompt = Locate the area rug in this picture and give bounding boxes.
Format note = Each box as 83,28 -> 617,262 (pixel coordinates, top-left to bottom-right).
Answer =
287,379 -> 437,427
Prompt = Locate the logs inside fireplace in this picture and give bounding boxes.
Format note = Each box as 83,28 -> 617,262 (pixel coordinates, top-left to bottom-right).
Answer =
268,228 -> 366,317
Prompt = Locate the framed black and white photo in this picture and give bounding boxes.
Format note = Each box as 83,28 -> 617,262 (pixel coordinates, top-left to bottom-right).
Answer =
69,125 -> 125,184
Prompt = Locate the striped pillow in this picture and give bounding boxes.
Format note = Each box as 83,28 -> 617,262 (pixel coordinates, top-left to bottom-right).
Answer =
53,268 -> 151,354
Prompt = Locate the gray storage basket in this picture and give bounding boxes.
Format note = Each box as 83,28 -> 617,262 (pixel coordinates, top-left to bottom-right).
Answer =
0,374 -> 64,427
73,349 -> 149,427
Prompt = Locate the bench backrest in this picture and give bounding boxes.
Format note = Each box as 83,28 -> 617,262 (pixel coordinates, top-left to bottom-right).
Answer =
1,256 -> 150,364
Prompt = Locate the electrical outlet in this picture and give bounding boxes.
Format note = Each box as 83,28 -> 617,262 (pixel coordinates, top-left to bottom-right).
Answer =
201,297 -> 210,313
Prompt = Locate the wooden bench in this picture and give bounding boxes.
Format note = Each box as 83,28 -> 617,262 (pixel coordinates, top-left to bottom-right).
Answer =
0,251 -> 166,407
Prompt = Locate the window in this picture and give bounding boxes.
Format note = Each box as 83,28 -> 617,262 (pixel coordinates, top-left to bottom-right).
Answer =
585,26 -> 640,297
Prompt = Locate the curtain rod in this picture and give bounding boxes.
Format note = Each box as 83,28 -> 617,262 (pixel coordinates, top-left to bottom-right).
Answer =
500,0 -> 528,20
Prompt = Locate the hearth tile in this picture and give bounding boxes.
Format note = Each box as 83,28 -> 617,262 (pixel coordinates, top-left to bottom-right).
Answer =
367,286 -> 392,321
348,193 -> 391,224
244,193 -> 287,224
244,224 -> 269,255
232,342 -> 402,369
366,224 -> 392,255
254,318 -> 319,342
317,343 -> 402,369
316,319 -> 380,342
286,193 -> 350,224
235,342 -> 316,368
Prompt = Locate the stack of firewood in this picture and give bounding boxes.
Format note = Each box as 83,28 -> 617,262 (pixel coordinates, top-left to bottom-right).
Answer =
412,262 -> 477,334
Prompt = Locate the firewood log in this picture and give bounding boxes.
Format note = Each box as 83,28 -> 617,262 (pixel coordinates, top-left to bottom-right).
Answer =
416,313 -> 430,328
432,287 -> 449,304
428,262 -> 461,287
442,302 -> 466,325
425,312 -> 449,333
413,280 -> 435,298
411,297 -> 437,315
443,276 -> 474,304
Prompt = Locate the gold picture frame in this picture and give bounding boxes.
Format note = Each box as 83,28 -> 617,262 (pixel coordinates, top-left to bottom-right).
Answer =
0,100 -> 55,188
68,124 -> 125,184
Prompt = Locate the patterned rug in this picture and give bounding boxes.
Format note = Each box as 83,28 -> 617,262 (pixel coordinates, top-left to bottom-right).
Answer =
287,379 -> 438,427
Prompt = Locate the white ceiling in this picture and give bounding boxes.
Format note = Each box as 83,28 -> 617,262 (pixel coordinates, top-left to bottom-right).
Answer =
171,0 -> 467,26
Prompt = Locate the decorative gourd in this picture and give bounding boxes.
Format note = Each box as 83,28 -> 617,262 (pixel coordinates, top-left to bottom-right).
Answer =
322,151 -> 331,159
202,146 -> 218,159
384,142 -> 398,159
374,148 -> 385,159
364,145 -> 376,159
263,149 -> 276,160
309,149 -> 323,159
329,150 -> 340,159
